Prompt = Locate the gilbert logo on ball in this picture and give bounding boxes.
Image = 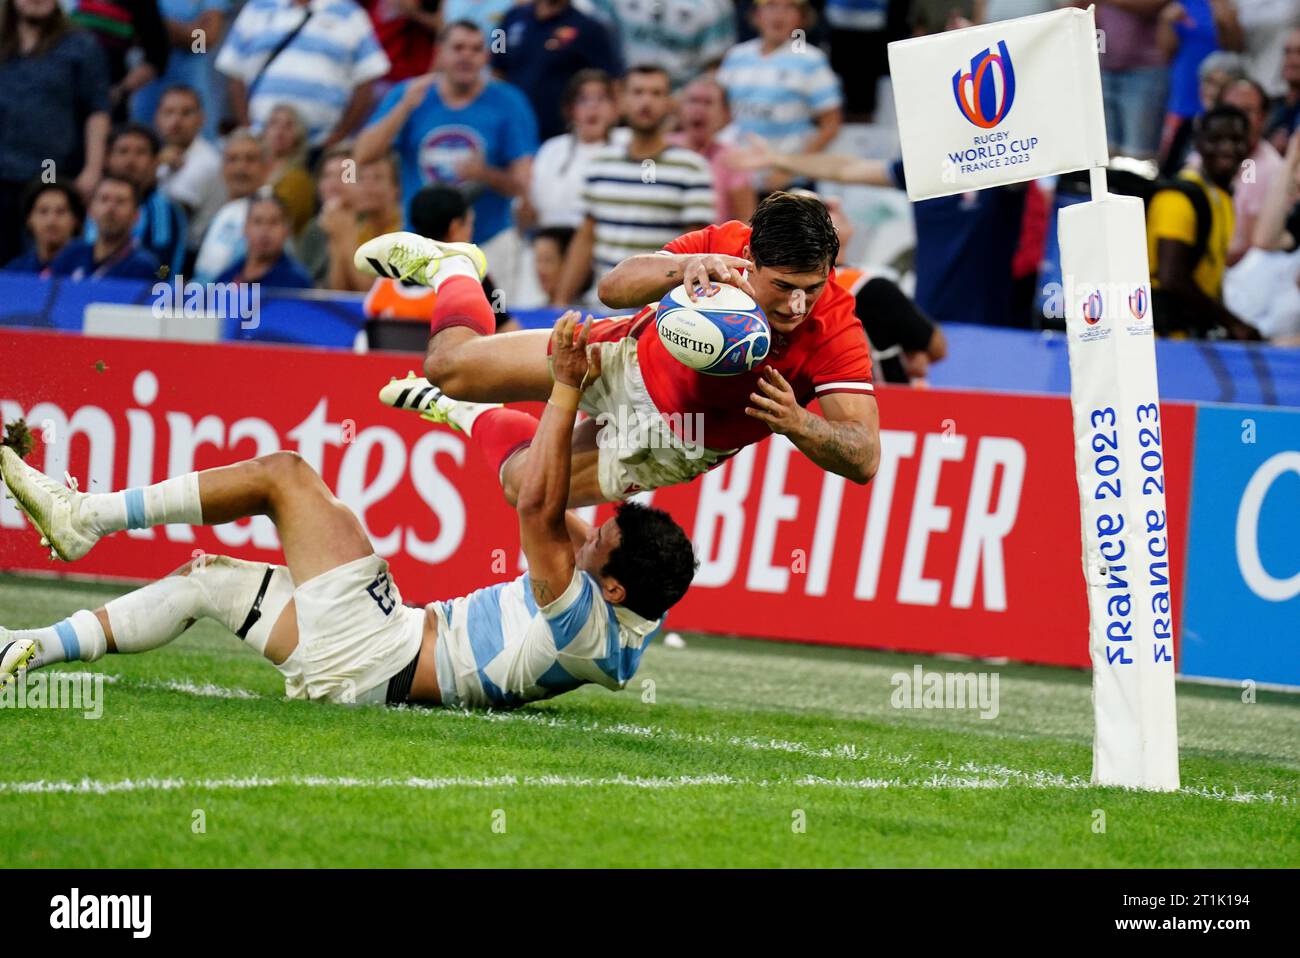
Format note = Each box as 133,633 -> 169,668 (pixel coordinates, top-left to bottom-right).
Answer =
655,284 -> 770,376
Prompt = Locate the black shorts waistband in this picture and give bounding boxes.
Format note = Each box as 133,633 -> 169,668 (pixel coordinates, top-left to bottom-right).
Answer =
385,650 -> 420,706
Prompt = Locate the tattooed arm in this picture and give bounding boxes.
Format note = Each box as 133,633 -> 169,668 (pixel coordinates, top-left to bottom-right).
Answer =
745,368 -> 880,484
517,312 -> 598,607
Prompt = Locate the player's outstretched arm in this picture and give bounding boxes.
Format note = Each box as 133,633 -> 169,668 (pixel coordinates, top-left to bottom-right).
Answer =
745,368 -> 880,484
598,251 -> 755,308
516,312 -> 599,607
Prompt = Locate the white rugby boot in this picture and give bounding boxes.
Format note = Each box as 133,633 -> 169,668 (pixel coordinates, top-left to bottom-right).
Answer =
354,232 -> 487,287
0,446 -> 99,561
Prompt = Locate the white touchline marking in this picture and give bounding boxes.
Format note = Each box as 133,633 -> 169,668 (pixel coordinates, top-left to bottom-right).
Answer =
0,774 -> 1289,803
30,674 -> 1294,805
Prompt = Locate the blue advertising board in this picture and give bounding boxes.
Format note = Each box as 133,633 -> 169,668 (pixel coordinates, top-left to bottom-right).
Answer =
1181,404 -> 1300,687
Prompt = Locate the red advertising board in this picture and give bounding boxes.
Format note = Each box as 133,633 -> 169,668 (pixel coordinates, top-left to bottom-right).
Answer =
0,330 -> 1196,667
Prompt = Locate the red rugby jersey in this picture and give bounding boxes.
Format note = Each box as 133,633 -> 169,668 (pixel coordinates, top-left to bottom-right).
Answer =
589,221 -> 875,450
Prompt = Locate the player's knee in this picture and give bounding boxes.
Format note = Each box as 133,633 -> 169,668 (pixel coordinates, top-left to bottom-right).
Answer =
257,450 -> 317,497
422,348 -> 469,397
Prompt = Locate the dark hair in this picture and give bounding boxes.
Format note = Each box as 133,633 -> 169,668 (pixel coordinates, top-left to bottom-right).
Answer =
21,179 -> 85,228
563,68 -> 615,117
626,63 -> 671,86
1195,103 -> 1250,139
158,83 -> 202,109
409,184 -> 470,241
108,122 -> 162,156
749,190 -> 839,273
534,225 -> 576,254
0,0 -> 70,62
93,174 -> 140,206
439,17 -> 483,42
602,502 -> 697,620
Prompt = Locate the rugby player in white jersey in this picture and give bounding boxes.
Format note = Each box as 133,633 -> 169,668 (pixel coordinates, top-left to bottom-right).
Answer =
0,314 -> 698,708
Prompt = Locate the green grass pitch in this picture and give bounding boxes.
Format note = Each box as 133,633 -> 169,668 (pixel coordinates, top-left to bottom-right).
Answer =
0,573 -> 1296,868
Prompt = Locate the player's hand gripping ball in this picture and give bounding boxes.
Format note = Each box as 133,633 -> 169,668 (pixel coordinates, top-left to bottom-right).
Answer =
655,283 -> 771,376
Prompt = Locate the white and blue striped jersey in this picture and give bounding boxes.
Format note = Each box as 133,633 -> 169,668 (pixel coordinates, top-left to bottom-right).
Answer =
433,570 -> 663,709
214,0 -> 390,146
716,38 -> 843,156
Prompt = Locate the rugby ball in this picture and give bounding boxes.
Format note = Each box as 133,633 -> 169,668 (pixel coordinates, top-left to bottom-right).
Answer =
654,284 -> 771,376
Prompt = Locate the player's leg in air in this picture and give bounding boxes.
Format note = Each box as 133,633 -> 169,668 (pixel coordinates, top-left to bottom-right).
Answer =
354,231 -> 554,404
0,445 -> 436,705
360,233 -> 727,506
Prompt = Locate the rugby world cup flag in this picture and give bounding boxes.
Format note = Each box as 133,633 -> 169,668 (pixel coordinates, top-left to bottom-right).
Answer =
887,5 -> 1108,201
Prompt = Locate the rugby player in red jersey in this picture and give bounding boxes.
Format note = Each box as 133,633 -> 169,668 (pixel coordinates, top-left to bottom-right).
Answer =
358,191 -> 880,504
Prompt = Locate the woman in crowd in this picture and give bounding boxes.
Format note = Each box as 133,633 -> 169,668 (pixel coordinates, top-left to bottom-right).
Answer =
263,103 -> 318,236
3,180 -> 85,272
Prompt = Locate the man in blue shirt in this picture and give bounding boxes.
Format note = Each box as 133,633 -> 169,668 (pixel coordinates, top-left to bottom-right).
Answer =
215,195 -> 313,288
493,0 -> 622,142
49,177 -> 161,281
357,19 -> 538,250
88,123 -> 189,277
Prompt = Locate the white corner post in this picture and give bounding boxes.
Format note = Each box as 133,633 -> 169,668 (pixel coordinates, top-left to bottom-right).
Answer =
886,4 -> 1179,789
1059,169 -> 1180,791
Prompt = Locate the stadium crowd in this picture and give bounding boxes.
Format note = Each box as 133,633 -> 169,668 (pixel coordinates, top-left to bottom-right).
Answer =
3,0 -> 1300,371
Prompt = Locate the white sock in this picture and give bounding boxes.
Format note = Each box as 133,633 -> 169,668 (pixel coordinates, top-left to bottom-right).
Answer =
79,473 -> 203,536
16,609 -> 107,669
447,400 -> 500,435
104,575 -> 209,654
429,256 -> 480,292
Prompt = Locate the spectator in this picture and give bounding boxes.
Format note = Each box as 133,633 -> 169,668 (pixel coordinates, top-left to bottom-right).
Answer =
520,68 -> 618,232
216,0 -> 391,148
193,128 -> 271,281
731,140 -> 1027,329
1158,0 -> 1244,175
911,0 -> 982,35
1148,104 -> 1260,339
667,74 -> 756,225
1212,78 -> 1285,265
1163,49 -> 1248,178
321,153 -> 403,291
363,0 -> 441,86
585,0 -> 734,92
263,103 -> 317,234
214,193 -> 313,288
91,122 -> 188,276
493,0 -> 623,143
551,64 -> 715,305
154,84 -> 225,251
1266,28 -> 1300,153
825,0 -> 890,122
130,0 -> 228,141
358,19 -> 537,289
1230,127 -> 1300,343
0,0 -> 110,265
717,0 -> 842,190
1086,0 -> 1169,159
296,141 -> 358,285
48,175 -> 161,280
69,0 -> 170,121
362,183 -> 517,330
3,180 -> 84,272
530,225 -> 582,306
